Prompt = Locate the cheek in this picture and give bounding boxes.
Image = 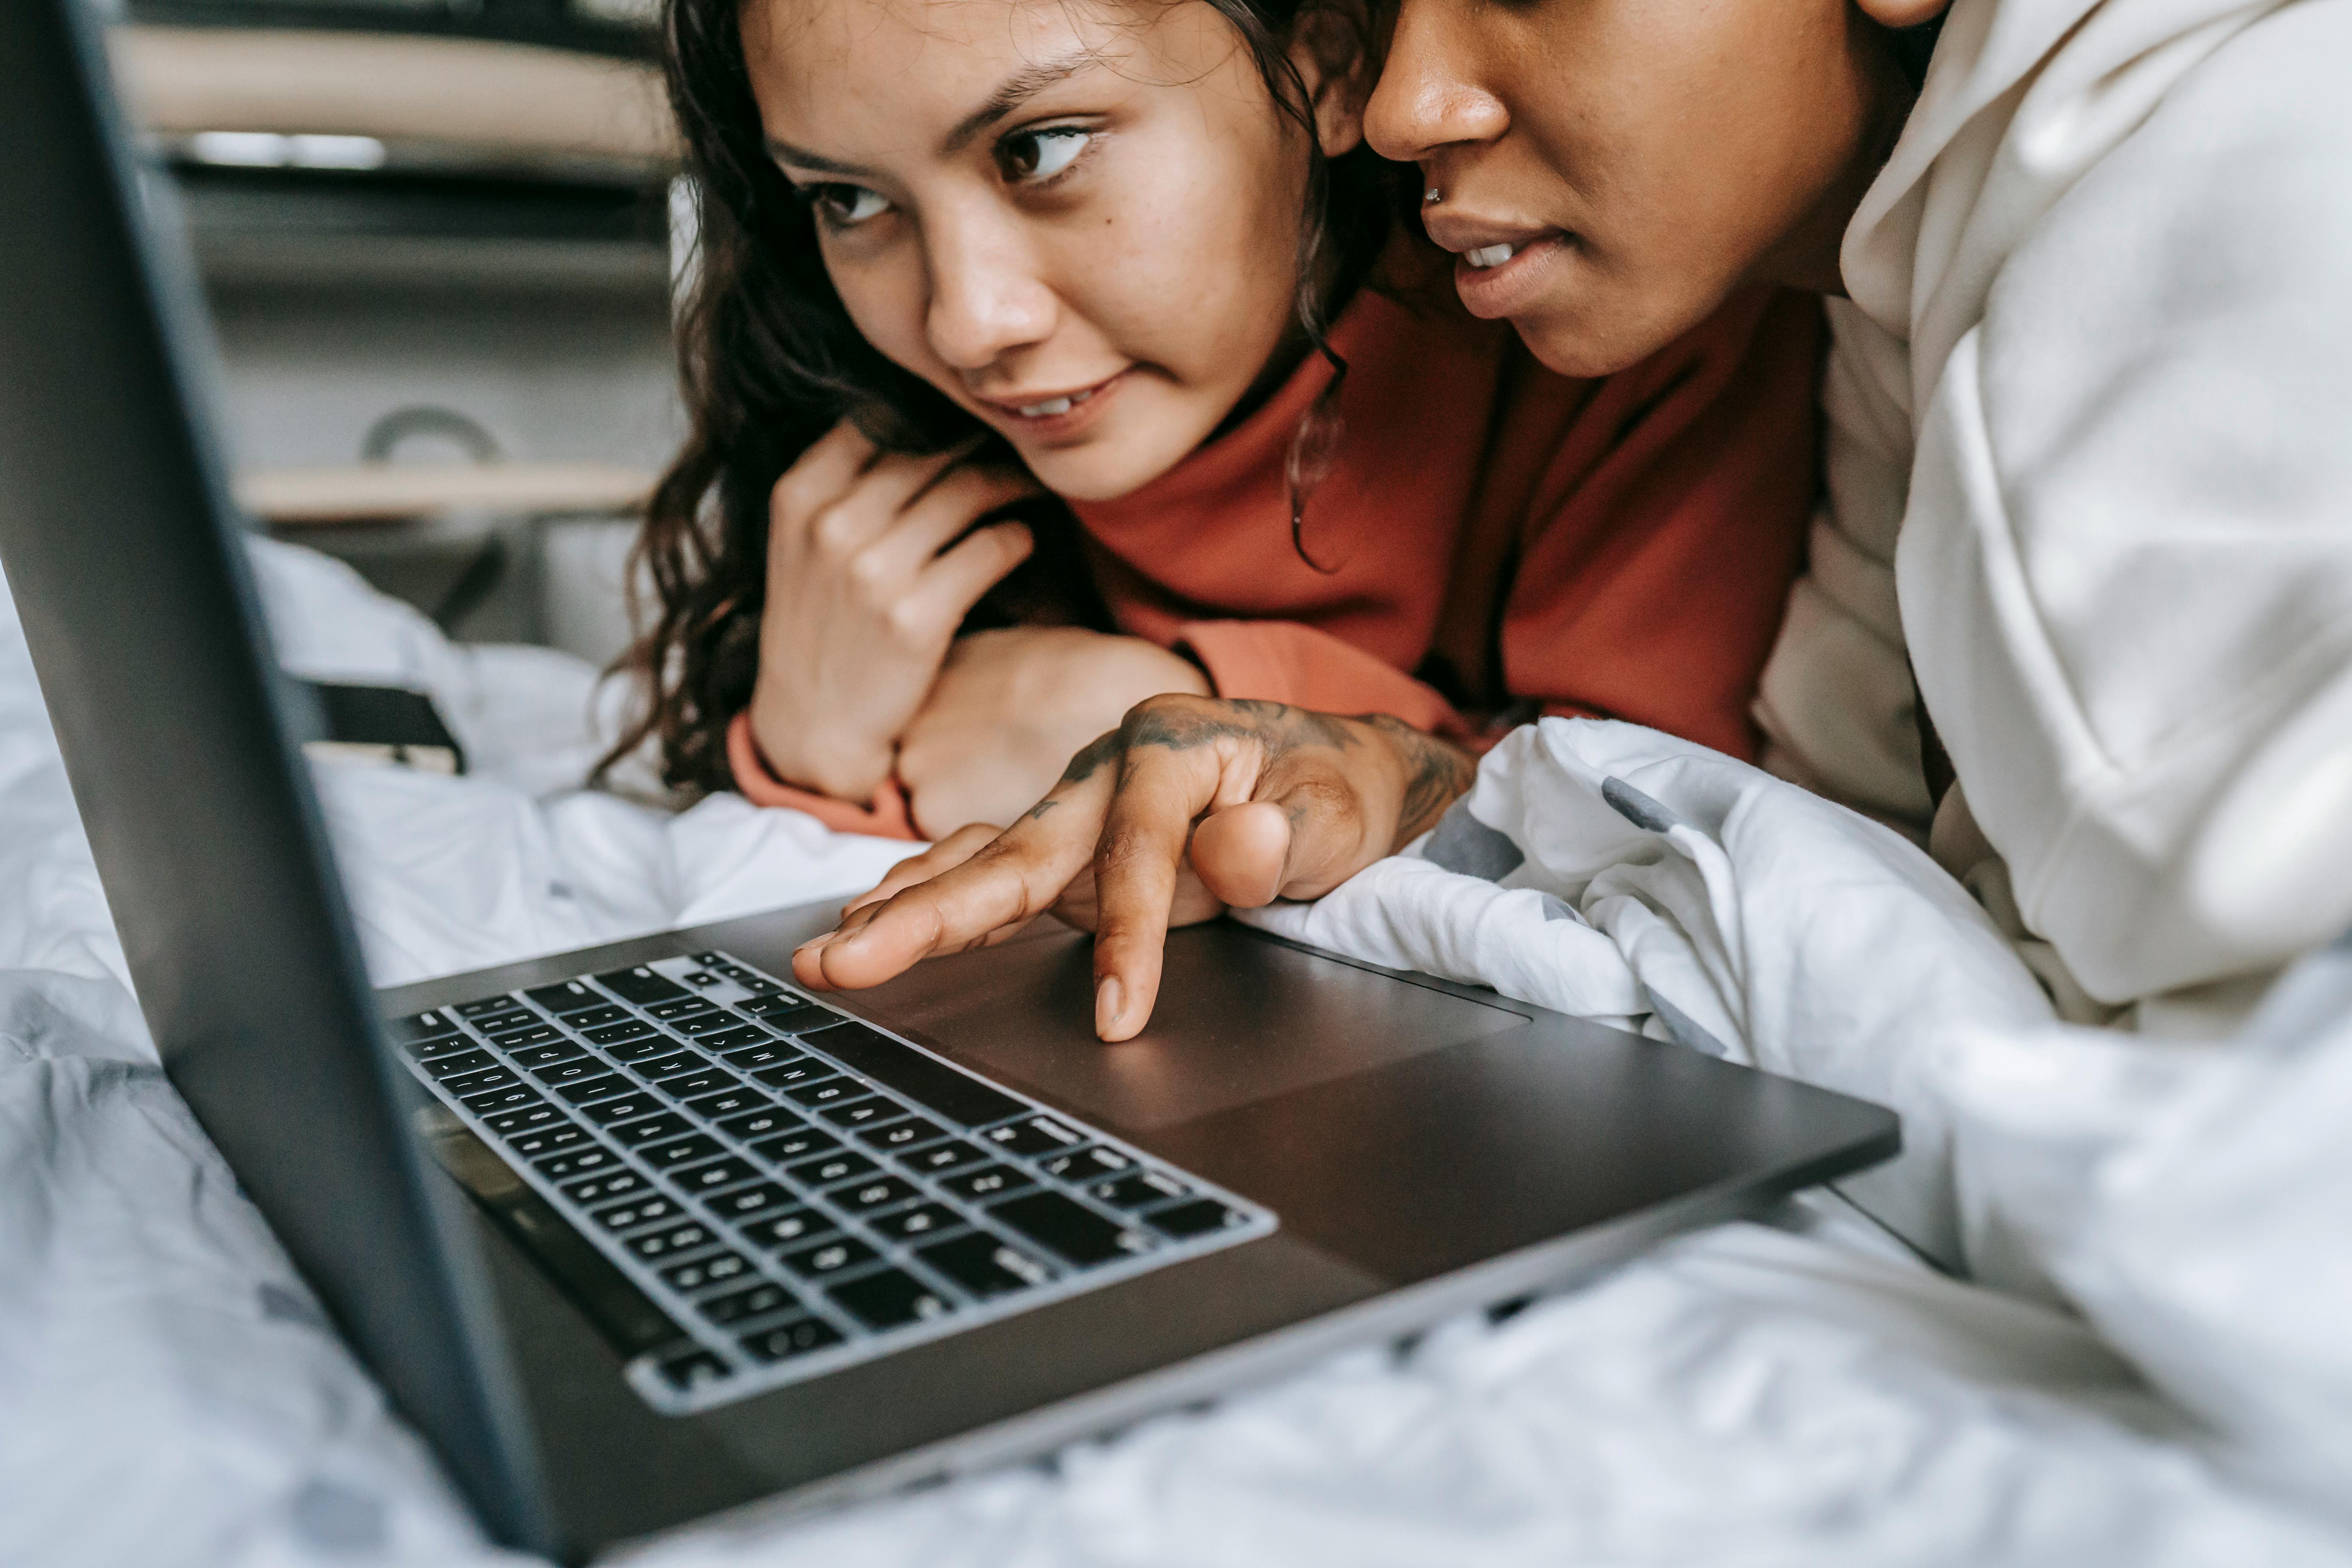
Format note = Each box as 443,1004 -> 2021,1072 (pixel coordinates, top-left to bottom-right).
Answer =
824,244 -> 943,384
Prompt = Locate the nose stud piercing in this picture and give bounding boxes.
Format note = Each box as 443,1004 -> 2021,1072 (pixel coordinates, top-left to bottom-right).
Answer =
1423,187 -> 1443,205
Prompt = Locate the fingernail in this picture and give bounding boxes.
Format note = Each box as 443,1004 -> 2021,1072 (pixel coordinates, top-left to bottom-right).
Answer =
1095,976 -> 1125,1035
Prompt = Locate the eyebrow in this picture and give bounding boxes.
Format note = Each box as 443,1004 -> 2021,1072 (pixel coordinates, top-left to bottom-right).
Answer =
764,51 -> 1095,176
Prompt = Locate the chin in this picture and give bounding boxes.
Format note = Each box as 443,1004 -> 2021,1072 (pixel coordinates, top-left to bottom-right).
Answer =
1504,281 -> 1706,381
1017,431 -> 1196,505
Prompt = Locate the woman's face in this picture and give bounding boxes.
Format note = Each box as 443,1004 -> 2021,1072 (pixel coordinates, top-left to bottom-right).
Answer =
1361,0 -> 1910,377
742,0 -> 1348,501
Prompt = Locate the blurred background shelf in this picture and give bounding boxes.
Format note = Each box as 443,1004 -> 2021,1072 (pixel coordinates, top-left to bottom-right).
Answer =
103,5 -> 684,663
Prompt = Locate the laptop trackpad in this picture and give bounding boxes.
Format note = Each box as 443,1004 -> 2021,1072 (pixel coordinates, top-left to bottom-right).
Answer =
849,921 -> 1529,1131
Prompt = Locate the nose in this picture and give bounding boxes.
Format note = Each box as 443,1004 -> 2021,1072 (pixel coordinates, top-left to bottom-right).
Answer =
923,201 -> 1058,374
1363,0 -> 1508,165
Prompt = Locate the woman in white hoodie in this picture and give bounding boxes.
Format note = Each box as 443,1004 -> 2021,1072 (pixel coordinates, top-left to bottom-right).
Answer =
793,0 -> 2352,1039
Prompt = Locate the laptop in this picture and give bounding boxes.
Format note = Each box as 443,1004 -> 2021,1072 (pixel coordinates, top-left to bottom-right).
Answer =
0,3 -> 1900,1559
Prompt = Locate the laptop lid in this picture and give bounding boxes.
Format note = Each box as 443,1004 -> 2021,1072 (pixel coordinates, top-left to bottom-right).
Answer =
0,1 -> 552,1549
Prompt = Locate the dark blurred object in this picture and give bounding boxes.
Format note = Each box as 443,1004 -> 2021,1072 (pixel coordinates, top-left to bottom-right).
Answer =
124,0 -> 656,59
303,681 -> 468,774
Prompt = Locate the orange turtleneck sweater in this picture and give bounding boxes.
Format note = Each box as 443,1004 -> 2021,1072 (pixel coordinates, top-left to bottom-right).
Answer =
727,279 -> 1822,838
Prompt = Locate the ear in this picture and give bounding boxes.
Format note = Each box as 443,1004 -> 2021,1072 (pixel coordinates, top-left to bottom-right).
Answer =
1284,3 -> 1372,159
1853,0 -> 1952,30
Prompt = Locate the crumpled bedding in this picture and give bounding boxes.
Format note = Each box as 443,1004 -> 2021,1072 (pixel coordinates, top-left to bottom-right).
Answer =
3,541 -> 2347,1567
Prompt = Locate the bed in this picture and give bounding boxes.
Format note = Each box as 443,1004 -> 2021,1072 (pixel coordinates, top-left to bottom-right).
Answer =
4,539 -> 2346,1566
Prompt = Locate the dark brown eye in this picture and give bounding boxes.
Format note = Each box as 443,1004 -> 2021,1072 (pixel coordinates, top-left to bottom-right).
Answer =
1000,128 -> 1089,183
810,183 -> 889,225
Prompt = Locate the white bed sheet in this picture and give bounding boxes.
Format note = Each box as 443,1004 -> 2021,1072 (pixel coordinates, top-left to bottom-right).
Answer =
2,541 -> 2345,1567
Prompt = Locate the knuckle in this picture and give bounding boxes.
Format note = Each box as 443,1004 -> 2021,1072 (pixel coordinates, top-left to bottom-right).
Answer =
882,598 -> 935,644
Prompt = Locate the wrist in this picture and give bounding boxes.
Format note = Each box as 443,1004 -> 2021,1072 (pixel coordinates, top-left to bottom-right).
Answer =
747,685 -> 897,804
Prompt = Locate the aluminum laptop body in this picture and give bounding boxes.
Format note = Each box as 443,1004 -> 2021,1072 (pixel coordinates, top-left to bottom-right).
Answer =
0,5 -> 1900,1559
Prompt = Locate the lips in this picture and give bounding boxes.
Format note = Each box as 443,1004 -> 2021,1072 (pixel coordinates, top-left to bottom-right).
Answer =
981,371 -> 1125,422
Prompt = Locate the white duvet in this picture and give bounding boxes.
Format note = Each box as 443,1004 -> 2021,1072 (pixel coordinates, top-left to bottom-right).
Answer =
4,540 -> 2348,1567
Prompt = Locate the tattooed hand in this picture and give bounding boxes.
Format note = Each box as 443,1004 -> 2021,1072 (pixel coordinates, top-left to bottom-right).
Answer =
790,695 -> 1475,1041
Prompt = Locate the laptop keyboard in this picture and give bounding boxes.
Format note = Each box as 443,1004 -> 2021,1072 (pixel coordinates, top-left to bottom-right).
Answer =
390,951 -> 1275,1414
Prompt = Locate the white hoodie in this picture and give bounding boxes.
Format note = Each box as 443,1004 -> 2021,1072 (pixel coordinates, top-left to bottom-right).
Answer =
1753,0 -> 2352,1026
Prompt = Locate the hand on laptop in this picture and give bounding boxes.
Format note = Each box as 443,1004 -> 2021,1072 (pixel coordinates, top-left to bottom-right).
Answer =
791,697 -> 1475,1040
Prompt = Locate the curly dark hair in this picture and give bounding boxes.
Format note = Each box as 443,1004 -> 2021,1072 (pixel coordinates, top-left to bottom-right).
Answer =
598,0 -> 1410,796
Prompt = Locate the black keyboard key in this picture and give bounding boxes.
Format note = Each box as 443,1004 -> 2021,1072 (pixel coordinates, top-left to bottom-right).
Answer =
632,1050 -> 707,1080
532,1144 -> 618,1181
680,967 -> 725,990
485,1103 -> 564,1137
593,1195 -> 682,1231
442,1065 -> 520,1096
779,1236 -> 876,1279
748,1126 -> 838,1163
655,1347 -> 731,1392
869,1203 -> 961,1243
485,1023 -> 558,1049
1043,1147 -> 1134,1183
984,1116 -> 1086,1160
524,980 -> 604,1015
698,1280 -> 798,1326
739,992 -> 819,1019
555,1073 -> 633,1106
703,1182 -> 797,1221
391,1009 -> 459,1043
646,997 -> 717,1022
904,1140 -> 988,1175
510,1040 -> 587,1069
407,1034 -> 475,1062
461,1085 -> 541,1116
515,1128 -> 597,1166
563,1004 -> 630,1029
784,1078 -> 863,1110
991,1190 -> 1152,1267
603,1037 -> 672,1064
828,1267 -> 954,1330
583,1093 -> 667,1126
470,1009 -> 535,1034
559,1169 -> 649,1206
597,965 -> 691,1005
661,1250 -> 753,1294
917,1231 -> 1051,1297
610,1112 -> 693,1147
753,1060 -> 833,1090
835,1176 -> 920,1213
526,1057 -> 607,1089
817,1098 -> 900,1129
786,1150 -> 877,1187
640,1133 -> 725,1170
726,971 -> 784,995
799,1021 -> 1026,1129
856,1115 -> 947,1153
1091,1171 -> 1187,1209
748,1001 -> 835,1033
737,1207 -> 831,1249
584,1020 -> 657,1047
740,1316 -> 844,1363
697,1025 -> 771,1053
626,1221 -> 717,1261
453,995 -> 518,1018
420,1048 -> 494,1080
686,1088 -> 769,1121
721,1040 -> 801,1071
670,1156 -> 759,1194
939,1163 -> 1032,1202
673,1012 -> 743,1037
716,1106 -> 800,1142
1148,1198 -> 1250,1239
662,1068 -> 739,1100
513,1128 -> 597,1166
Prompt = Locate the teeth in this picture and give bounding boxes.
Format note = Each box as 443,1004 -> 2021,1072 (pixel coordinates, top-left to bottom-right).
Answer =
1016,386 -> 1097,419
1465,243 -> 1518,269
